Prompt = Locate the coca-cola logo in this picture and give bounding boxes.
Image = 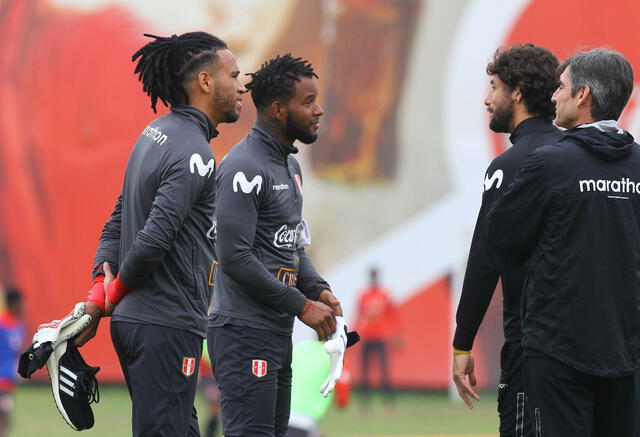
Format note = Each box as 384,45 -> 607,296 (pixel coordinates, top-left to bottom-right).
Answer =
273,224 -> 300,248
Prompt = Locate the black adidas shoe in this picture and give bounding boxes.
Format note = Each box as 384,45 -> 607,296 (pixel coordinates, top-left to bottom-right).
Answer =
46,340 -> 100,430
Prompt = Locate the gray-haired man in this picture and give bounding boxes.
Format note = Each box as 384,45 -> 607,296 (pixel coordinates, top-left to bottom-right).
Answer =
488,48 -> 640,437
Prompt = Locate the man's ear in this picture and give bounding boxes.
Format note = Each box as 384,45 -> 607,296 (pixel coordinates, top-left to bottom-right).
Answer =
196,70 -> 214,94
576,84 -> 592,108
270,100 -> 287,121
512,83 -> 523,104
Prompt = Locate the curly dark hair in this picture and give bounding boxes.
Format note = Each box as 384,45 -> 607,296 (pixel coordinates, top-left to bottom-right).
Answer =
486,43 -> 559,119
245,53 -> 318,111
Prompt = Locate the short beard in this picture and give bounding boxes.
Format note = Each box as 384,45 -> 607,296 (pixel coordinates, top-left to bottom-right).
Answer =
222,109 -> 240,123
489,101 -> 514,133
286,113 -> 318,144
213,90 -> 239,124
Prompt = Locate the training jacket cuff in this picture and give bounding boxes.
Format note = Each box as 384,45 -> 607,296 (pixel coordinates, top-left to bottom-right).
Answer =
284,287 -> 308,317
88,275 -> 106,312
107,275 -> 133,306
305,281 -> 330,301
453,325 -> 476,351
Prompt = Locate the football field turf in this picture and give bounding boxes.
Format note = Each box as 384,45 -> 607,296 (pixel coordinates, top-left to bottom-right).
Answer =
8,385 -> 498,436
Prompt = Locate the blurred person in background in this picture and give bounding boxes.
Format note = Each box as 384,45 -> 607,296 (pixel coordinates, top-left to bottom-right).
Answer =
73,31 -> 246,437
0,287 -> 24,437
489,48 -> 640,437
355,267 -> 401,408
452,43 -> 561,437
288,340 -> 332,437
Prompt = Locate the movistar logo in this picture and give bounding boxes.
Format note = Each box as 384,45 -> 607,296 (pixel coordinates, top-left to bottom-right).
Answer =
190,154 -> 215,178
579,178 -> 640,194
484,169 -> 503,191
233,172 -> 263,194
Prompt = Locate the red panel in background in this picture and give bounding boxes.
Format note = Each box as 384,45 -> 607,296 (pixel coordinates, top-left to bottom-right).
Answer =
391,277 -> 454,389
0,0 -> 255,382
506,0 -> 640,69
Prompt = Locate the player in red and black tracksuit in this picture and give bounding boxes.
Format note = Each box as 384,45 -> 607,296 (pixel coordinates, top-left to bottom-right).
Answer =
209,54 -> 340,437
76,32 -> 246,437
453,44 -> 561,437
488,49 -> 640,437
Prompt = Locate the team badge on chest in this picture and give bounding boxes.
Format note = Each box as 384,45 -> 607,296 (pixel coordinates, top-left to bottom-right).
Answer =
182,357 -> 196,377
252,359 -> 268,378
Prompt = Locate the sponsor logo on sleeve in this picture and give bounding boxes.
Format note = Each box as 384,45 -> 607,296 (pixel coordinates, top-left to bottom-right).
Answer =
182,357 -> 196,377
277,267 -> 298,286
190,153 -> 215,178
233,171 -> 263,194
484,169 -> 503,191
252,359 -> 268,378
142,125 -> 168,145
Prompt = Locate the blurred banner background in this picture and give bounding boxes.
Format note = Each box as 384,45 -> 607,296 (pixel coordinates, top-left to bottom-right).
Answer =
1,0 -> 639,391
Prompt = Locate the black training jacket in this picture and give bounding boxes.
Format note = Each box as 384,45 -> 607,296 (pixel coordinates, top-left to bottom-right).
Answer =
93,105 -> 218,337
454,117 -> 562,351
488,124 -> 640,377
209,124 -> 329,335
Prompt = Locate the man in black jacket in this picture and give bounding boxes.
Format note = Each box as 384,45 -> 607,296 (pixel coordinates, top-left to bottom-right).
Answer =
488,48 -> 640,436
209,54 -> 340,437
75,32 -> 246,436
452,44 -> 561,437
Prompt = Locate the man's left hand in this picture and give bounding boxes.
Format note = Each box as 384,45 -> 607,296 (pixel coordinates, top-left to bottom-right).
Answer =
318,289 -> 343,316
452,352 -> 480,409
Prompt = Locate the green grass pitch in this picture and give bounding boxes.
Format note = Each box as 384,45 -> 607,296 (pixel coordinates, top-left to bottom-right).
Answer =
8,385 -> 499,436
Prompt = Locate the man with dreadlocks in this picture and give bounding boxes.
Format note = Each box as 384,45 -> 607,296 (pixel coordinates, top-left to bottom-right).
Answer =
208,54 -> 340,437
74,31 -> 246,436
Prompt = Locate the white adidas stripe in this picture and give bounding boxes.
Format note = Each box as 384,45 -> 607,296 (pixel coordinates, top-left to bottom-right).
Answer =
60,365 -> 78,380
59,384 -> 74,397
60,375 -> 75,389
59,365 -> 77,397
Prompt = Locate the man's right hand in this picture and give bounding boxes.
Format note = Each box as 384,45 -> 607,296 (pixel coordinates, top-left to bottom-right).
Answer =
73,302 -> 104,347
298,300 -> 336,341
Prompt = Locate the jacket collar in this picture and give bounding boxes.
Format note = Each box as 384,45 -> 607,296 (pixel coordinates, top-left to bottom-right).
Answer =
252,124 -> 298,159
509,116 -> 554,145
170,105 -> 219,141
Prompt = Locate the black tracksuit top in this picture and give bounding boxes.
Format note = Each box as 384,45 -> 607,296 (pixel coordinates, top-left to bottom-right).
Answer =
209,124 -> 329,335
488,125 -> 640,377
93,105 -> 217,337
454,117 -> 562,351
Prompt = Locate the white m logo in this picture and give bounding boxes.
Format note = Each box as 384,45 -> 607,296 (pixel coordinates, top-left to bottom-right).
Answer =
233,171 -> 263,194
190,153 -> 215,178
484,169 -> 503,191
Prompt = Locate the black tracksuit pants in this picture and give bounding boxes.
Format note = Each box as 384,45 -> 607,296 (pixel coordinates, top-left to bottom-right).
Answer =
208,325 -> 292,437
524,351 -> 638,437
111,321 -> 202,437
498,341 -> 532,437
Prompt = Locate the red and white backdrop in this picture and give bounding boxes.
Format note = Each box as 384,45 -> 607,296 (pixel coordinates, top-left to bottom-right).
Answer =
1,0 -> 639,387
